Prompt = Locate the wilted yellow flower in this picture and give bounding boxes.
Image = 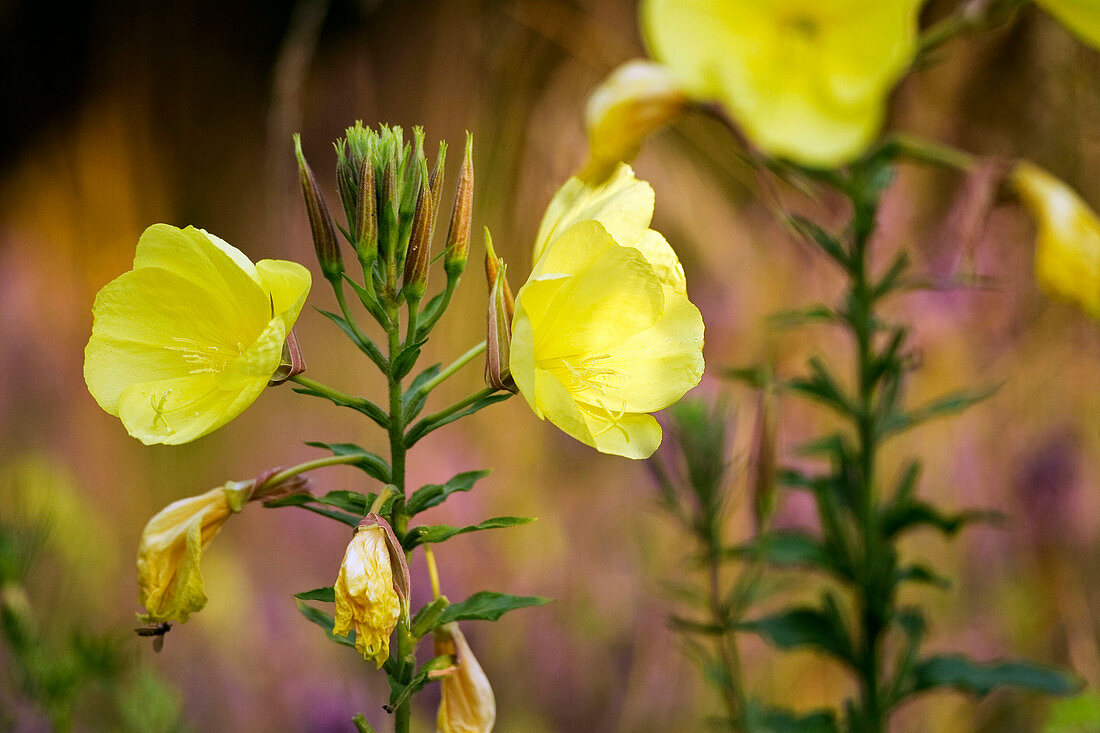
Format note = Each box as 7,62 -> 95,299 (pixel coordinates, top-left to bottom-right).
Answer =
333,515 -> 409,667
581,60 -> 687,184
1035,0 -> 1100,50
434,623 -> 496,733
137,481 -> 253,624
511,164 -> 704,459
1011,161 -> 1100,317
84,224 -> 311,445
640,0 -> 922,167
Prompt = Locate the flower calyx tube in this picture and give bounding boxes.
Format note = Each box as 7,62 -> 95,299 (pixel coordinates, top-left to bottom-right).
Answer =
403,142 -> 448,304
484,229 -> 518,393
444,133 -> 475,280
295,134 -> 344,283
333,514 -> 411,668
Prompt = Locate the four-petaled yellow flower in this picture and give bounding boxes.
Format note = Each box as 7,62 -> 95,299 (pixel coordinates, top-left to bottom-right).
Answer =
137,480 -> 253,624
434,623 -> 496,733
511,163 -> 704,459
333,515 -> 409,667
84,224 -> 311,445
640,0 -> 922,168
1011,161 -> 1100,317
1035,0 -> 1100,50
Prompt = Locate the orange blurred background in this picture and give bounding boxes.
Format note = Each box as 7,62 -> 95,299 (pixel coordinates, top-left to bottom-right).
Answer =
2,0 -> 1100,730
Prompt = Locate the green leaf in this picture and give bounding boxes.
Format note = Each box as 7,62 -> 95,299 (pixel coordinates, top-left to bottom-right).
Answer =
912,654 -> 1081,697
406,516 -> 535,548
402,363 -> 441,422
723,532 -> 837,574
391,340 -> 426,381
740,607 -> 853,666
291,382 -> 388,428
294,587 -> 335,603
788,215 -> 850,269
894,564 -> 951,590
304,441 -> 391,483
744,700 -> 840,733
436,591 -> 552,626
871,252 -> 911,301
723,366 -> 769,388
264,493 -> 362,527
879,384 -> 1000,437
768,305 -> 839,329
786,358 -> 852,416
405,393 -> 513,446
794,433 -> 849,458
406,470 -> 490,516
881,500 -> 1003,539
295,601 -> 356,648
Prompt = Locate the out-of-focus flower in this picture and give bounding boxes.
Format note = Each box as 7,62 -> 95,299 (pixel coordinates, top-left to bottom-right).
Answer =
1035,0 -> 1100,50
137,481 -> 254,624
581,60 -> 687,185
333,515 -> 410,667
433,623 -> 496,733
511,164 -> 704,459
84,224 -> 311,445
1011,161 -> 1100,317
640,0 -> 922,167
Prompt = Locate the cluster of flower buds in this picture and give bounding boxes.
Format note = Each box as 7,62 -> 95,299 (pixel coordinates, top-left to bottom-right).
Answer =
295,123 -> 473,308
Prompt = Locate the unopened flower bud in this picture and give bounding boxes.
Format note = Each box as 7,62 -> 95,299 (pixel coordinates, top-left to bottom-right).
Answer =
294,134 -> 344,282
136,480 -> 254,624
403,143 -> 448,302
484,229 -> 517,393
356,154 -> 379,268
433,623 -> 496,733
333,514 -> 410,668
580,60 -> 687,185
444,133 -> 475,279
1011,161 -> 1100,318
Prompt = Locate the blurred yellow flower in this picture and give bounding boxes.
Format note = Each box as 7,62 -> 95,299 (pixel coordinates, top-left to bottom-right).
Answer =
640,0 -> 921,167
84,224 -> 311,445
434,623 -> 496,733
137,480 -> 253,623
581,60 -> 687,184
1011,161 -> 1100,317
1036,0 -> 1100,49
511,164 -> 704,459
333,516 -> 409,667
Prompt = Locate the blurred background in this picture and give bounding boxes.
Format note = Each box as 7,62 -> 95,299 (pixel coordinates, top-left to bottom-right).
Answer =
2,0 -> 1100,730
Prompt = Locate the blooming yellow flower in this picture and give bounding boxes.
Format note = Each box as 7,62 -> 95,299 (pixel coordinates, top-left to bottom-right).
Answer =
640,0 -> 922,167
581,60 -> 687,185
137,480 -> 253,624
1035,0 -> 1100,50
511,164 -> 704,459
1011,161 -> 1100,317
434,623 -> 496,733
333,515 -> 409,667
84,224 -> 311,445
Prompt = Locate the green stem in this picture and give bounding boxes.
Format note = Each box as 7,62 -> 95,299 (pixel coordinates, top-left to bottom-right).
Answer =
335,280 -> 387,368
917,0 -> 1026,57
259,454 -> 369,492
405,386 -> 499,447
883,134 -> 977,172
418,276 -> 458,335
289,375 -> 388,428
415,341 -> 487,397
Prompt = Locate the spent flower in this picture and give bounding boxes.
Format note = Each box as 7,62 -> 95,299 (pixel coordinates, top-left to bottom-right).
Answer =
1011,161 -> 1100,317
511,163 -> 704,458
333,515 -> 410,667
84,224 -> 311,445
640,0 -> 922,167
434,623 -> 496,733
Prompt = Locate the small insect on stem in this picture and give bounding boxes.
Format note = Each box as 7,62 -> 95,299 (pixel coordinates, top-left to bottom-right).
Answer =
135,622 -> 171,652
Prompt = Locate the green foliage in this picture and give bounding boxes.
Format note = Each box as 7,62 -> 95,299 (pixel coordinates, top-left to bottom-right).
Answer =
435,591 -> 552,626
405,516 -> 535,548
406,470 -> 490,515
304,442 -> 392,483
906,655 -> 1081,698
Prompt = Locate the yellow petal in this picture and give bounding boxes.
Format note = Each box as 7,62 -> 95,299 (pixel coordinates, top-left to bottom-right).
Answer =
256,258 -> 312,332
584,410 -> 663,460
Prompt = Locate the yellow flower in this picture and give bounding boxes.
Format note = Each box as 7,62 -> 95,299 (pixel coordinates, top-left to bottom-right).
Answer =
581,60 -> 687,185
511,164 -> 704,459
84,224 -> 311,445
640,0 -> 922,167
1035,0 -> 1100,50
137,481 -> 253,624
1011,161 -> 1100,317
434,623 -> 496,733
333,515 -> 409,667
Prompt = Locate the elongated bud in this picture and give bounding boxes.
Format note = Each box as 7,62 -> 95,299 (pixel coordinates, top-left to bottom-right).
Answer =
380,155 -> 399,263
294,134 -> 344,282
444,133 -> 474,279
580,60 -> 687,185
356,153 -> 378,268
484,229 -> 517,392
403,160 -> 435,302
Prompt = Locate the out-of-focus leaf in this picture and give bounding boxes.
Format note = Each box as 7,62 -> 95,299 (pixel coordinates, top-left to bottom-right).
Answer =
722,532 -> 836,574
406,470 -> 490,515
768,305 -> 839,329
881,500 -> 1003,539
879,384 -> 1000,437
295,601 -> 355,648
744,699 -> 840,732
911,654 -> 1081,698
894,564 -> 951,590
788,215 -> 850,269
740,607 -> 853,666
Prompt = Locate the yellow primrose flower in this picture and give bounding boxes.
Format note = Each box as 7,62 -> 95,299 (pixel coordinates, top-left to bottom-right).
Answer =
581,60 -> 687,185
1035,0 -> 1100,50
640,0 -> 922,167
84,224 -> 311,445
434,623 -> 496,733
511,163 -> 704,459
137,480 -> 253,624
1011,161 -> 1100,317
333,515 -> 409,667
